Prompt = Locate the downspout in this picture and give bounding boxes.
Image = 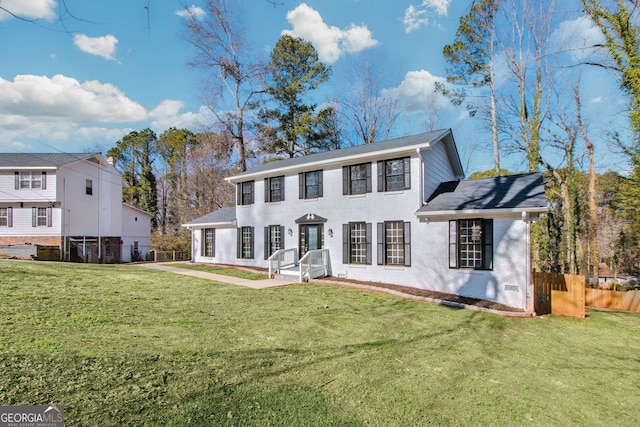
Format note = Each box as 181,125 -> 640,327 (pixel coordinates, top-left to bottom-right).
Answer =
62,177 -> 66,261
97,157 -> 102,262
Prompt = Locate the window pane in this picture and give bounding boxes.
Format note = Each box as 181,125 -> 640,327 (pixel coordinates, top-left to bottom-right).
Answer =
242,227 -> 252,258
0,207 -> 7,227
385,159 -> 404,191
306,171 -> 319,198
31,173 -> 42,189
350,223 -> 367,264
37,207 -> 47,227
270,177 -> 283,202
20,173 -> 31,189
269,225 -> 281,256
350,164 -> 367,194
385,221 -> 404,265
459,219 -> 483,268
204,228 -> 214,257
242,182 -> 253,205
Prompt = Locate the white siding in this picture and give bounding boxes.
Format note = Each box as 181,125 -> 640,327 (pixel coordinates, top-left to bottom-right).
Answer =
423,140 -> 457,200
121,205 -> 152,262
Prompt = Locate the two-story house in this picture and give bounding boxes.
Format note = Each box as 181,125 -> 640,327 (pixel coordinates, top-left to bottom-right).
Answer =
182,129 -> 548,312
0,152 -> 152,262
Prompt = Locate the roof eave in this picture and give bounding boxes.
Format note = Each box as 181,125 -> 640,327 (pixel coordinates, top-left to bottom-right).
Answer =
181,220 -> 237,229
415,206 -> 549,219
225,142 -> 436,184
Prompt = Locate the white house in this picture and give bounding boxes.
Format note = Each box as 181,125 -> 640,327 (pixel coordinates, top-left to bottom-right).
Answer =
0,152 -> 152,262
182,129 -> 548,312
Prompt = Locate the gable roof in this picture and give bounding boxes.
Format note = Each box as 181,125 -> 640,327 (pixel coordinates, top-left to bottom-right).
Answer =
182,206 -> 237,228
0,153 -> 101,169
226,129 -> 464,183
416,172 -> 548,217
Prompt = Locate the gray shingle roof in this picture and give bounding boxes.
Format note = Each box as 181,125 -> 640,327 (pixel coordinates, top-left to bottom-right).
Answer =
0,153 -> 99,168
182,206 -> 236,227
417,172 -> 547,215
230,129 -> 458,179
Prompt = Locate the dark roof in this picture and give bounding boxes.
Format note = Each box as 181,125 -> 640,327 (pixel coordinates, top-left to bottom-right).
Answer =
230,129 -> 460,179
182,206 -> 236,226
417,172 -> 547,215
0,153 -> 99,168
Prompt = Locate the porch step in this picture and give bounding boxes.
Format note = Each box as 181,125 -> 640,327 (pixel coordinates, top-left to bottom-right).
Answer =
274,267 -> 300,281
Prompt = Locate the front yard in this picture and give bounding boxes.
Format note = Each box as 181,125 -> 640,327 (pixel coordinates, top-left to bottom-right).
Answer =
0,260 -> 638,426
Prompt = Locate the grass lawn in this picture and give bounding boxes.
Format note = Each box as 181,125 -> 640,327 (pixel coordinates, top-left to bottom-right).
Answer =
170,263 -> 268,280
0,260 -> 639,426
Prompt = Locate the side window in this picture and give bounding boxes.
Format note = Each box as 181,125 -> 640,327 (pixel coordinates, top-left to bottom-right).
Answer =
298,170 -> 323,199
0,207 -> 13,227
201,228 -> 215,257
86,179 -> 93,195
343,163 -> 372,195
265,176 -> 285,203
449,219 -> 493,270
237,181 -> 255,205
377,158 -> 410,192
377,221 -> 411,266
342,222 -> 372,265
237,226 -> 254,259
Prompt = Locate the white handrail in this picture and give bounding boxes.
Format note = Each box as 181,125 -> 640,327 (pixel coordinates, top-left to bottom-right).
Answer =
268,248 -> 298,277
299,248 -> 330,282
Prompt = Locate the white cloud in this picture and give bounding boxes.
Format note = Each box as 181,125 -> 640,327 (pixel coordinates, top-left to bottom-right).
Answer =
403,0 -> 451,33
149,100 -> 207,131
552,15 -> 606,62
390,69 -> 452,113
73,34 -> 118,61
0,0 -> 56,21
590,96 -> 603,104
283,3 -> 377,63
175,5 -> 205,20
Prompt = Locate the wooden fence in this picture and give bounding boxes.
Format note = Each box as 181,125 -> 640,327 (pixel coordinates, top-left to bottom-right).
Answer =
152,251 -> 191,262
534,272 -> 586,319
586,289 -> 640,313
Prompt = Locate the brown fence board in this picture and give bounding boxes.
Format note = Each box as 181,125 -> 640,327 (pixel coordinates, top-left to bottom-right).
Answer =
586,289 -> 640,313
534,272 -> 585,319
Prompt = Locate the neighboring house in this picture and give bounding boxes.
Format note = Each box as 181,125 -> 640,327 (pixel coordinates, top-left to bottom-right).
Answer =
182,129 -> 548,312
0,152 -> 152,262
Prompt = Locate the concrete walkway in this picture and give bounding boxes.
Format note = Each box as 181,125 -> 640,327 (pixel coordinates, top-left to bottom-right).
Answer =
133,262 -> 297,289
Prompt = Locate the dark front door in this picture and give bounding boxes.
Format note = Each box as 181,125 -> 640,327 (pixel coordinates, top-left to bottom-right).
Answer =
299,224 -> 323,255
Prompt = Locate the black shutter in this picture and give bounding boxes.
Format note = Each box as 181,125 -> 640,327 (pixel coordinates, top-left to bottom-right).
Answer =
236,184 -> 241,205
7,207 -> 13,228
201,229 -> 205,257
403,222 -> 411,266
212,229 -> 216,258
317,170 -> 323,197
403,157 -> 411,189
483,219 -> 493,270
264,226 -> 269,259
377,222 -> 384,265
249,181 -> 254,205
42,172 -> 47,190
342,224 -> 349,264
365,163 -> 372,193
15,172 -> 19,190
377,160 -> 385,192
342,166 -> 349,195
280,225 -> 285,250
249,227 -> 254,259
32,207 -> 36,227
265,178 -> 270,203
299,173 -> 304,199
365,222 -> 372,265
47,207 -> 52,227
281,177 -> 285,201
236,228 -> 242,258
449,220 -> 457,268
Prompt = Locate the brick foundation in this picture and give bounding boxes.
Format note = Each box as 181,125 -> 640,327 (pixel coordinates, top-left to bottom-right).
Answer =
0,236 -> 62,247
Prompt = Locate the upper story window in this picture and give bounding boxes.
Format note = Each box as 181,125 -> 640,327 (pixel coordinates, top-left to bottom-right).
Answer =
299,170 -> 323,199
343,163 -> 372,195
265,176 -> 285,203
378,158 -> 411,192
0,207 -> 13,227
449,219 -> 493,270
15,172 -> 46,190
86,179 -> 93,195
237,181 -> 254,206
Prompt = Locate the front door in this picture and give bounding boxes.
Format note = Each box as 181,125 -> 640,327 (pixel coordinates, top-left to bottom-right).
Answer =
299,224 -> 323,255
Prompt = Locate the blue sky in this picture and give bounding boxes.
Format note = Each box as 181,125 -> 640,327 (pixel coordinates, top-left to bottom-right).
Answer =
0,0 -> 627,174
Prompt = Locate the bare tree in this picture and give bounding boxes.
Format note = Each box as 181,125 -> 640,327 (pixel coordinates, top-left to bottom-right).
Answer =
335,51 -> 401,145
182,0 -> 267,171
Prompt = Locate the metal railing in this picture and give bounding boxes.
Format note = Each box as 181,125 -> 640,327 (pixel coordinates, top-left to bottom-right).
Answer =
299,248 -> 330,282
268,248 -> 298,278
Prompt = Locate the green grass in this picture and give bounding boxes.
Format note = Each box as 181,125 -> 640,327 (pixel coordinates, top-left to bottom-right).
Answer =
0,260 -> 639,426
171,263 -> 268,280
